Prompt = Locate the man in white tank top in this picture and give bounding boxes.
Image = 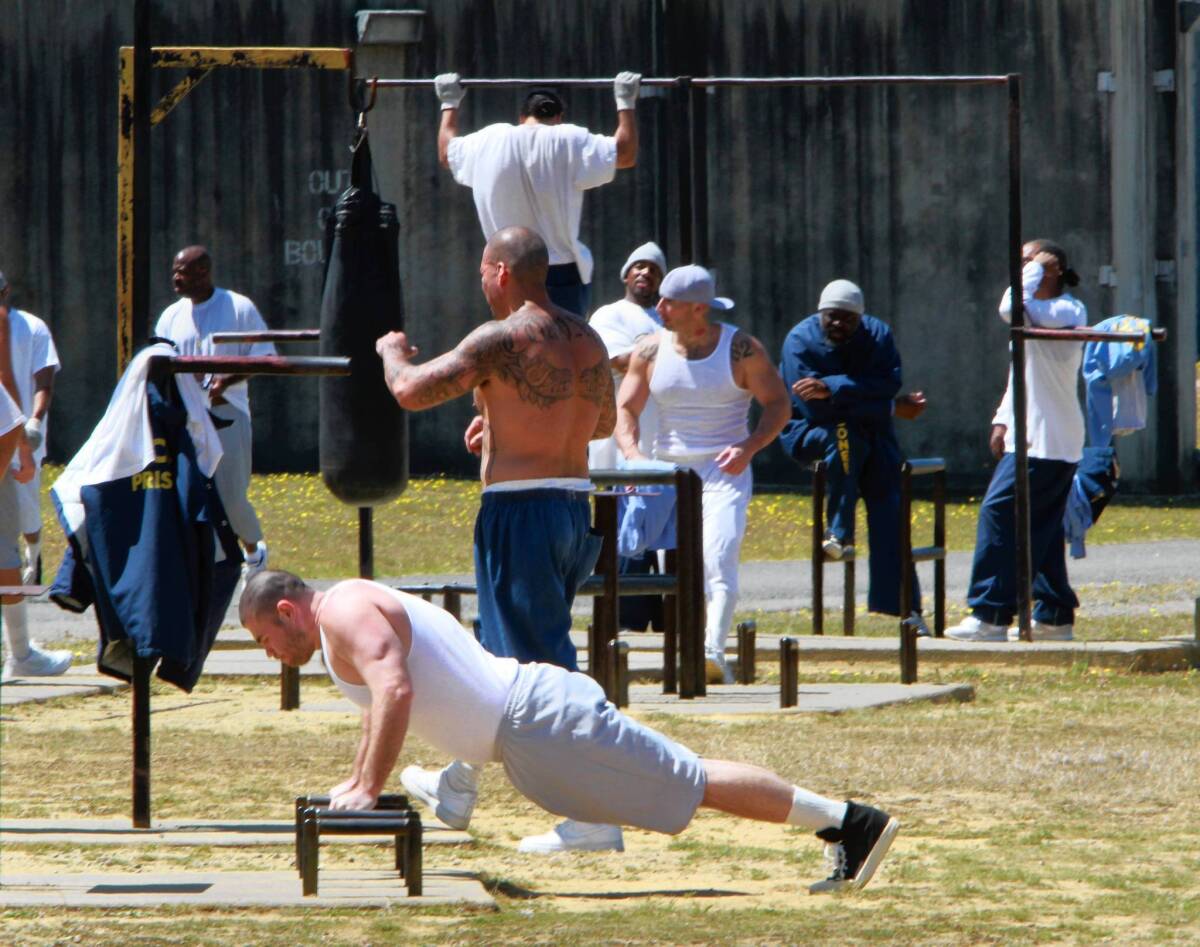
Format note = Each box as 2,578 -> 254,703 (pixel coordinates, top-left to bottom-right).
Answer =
615,265 -> 791,683
239,569 -> 900,894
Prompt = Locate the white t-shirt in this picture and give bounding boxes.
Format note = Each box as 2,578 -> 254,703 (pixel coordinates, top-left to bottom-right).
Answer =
7,308 -> 60,464
992,261 -> 1087,462
154,288 -> 275,417
0,385 -> 24,438
588,299 -> 661,466
447,122 -> 617,285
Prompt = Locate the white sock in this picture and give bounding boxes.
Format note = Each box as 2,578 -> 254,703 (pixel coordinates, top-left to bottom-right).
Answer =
786,787 -> 847,832
443,759 -> 479,793
3,601 -> 32,660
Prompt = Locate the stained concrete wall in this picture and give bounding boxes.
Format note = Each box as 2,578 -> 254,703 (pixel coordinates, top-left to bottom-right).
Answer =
0,0 -> 1193,489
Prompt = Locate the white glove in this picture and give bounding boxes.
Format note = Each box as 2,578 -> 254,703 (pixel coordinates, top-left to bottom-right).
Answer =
613,71 -> 641,111
435,72 -> 466,111
23,416 -> 43,451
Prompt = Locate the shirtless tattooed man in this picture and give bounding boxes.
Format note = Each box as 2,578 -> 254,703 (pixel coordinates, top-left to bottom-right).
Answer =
376,226 -> 624,853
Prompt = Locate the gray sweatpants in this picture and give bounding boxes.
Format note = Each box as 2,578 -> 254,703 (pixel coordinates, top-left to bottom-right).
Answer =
211,404 -> 263,545
496,662 -> 707,835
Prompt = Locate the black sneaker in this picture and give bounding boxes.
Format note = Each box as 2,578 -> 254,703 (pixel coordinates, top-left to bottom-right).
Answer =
809,801 -> 900,893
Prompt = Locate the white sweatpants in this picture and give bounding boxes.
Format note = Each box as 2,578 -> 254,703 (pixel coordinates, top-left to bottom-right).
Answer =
661,452 -> 752,656
210,404 -> 263,545
14,468 -> 41,536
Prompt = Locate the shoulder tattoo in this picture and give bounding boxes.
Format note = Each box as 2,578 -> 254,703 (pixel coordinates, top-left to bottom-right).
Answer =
635,335 -> 659,363
730,330 -> 756,363
465,317 -> 576,409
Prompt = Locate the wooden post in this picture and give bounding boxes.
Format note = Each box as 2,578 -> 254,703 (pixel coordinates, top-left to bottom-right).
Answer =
662,549 -> 678,694
934,468 -> 947,636
590,492 -> 620,685
779,637 -> 798,708
736,620 -> 756,684
280,664 -> 300,711
607,639 -> 630,708
131,652 -> 152,828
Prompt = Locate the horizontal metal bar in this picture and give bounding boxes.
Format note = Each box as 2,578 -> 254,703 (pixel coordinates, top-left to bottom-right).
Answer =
373,76 -> 682,89
911,545 -> 947,562
307,808 -> 414,820
1012,326 -> 1168,343
0,585 -> 47,596
145,47 -> 352,70
393,582 -> 478,596
693,74 -> 1010,87
578,575 -> 679,597
311,819 -> 415,834
153,355 -> 350,376
905,458 -> 947,475
211,329 -> 321,343
370,74 -> 1008,90
300,794 -> 409,809
590,468 -> 682,486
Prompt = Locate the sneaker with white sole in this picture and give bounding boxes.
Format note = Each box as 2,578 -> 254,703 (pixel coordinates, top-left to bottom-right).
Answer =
2,643 -> 73,681
242,541 -> 268,577
705,651 -> 734,685
517,819 -> 625,854
906,611 -> 931,638
945,615 -> 1008,642
400,763 -> 476,830
809,801 -> 900,894
1007,621 -> 1074,642
821,533 -> 845,561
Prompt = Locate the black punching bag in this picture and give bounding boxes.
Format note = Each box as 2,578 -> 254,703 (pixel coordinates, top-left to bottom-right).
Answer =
319,133 -> 408,504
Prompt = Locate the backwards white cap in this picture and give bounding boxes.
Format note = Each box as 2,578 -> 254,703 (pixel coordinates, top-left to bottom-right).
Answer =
620,241 -> 667,280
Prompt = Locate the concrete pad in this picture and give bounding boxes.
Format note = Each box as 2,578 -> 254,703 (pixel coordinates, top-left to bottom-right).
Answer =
0,817 -> 471,848
297,682 -> 973,717
0,869 -> 494,908
0,666 -> 128,706
627,681 -> 974,715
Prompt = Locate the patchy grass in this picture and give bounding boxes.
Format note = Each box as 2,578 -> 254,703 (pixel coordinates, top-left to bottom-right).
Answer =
2,668 -> 1199,943
35,466 -> 1200,580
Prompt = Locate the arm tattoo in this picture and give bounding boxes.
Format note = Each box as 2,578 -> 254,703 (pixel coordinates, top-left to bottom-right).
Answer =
731,330 -> 756,363
579,357 -> 616,435
634,336 -> 659,364
388,348 -> 476,408
465,316 -> 575,408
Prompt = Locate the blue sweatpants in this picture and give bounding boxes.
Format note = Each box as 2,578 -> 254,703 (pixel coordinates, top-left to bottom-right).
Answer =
792,422 -> 920,617
966,452 -> 1078,626
545,263 -> 591,317
473,489 -> 602,670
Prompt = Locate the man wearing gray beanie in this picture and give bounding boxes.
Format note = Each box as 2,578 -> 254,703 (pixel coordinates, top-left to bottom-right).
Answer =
778,279 -> 927,631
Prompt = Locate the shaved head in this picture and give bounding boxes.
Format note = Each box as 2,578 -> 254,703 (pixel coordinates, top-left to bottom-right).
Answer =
484,227 -> 549,284
239,569 -> 312,627
175,245 -> 211,271
172,245 -> 214,301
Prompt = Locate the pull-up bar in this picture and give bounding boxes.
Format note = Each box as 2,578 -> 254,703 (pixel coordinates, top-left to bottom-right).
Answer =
370,73 -> 1011,90
1014,326 -> 1168,343
211,329 -> 322,344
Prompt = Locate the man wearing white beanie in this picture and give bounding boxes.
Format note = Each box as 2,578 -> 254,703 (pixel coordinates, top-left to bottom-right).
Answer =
587,241 -> 666,468
778,279 -> 927,631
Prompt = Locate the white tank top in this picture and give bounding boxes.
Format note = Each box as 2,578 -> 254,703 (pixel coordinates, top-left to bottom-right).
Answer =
319,586 -> 520,764
650,323 -> 752,457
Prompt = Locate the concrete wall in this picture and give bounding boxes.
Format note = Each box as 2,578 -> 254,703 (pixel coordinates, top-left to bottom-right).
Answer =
0,0 -> 1193,489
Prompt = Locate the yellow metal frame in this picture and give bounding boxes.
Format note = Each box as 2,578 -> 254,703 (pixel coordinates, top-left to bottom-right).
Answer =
117,46 -> 352,373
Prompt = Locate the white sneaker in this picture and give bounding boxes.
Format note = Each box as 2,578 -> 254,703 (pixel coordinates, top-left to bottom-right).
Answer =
517,820 -> 625,854
705,651 -> 734,685
2,643 -> 73,680
821,533 -> 845,561
1008,621 -> 1074,642
945,615 -> 1008,642
242,541 -> 268,577
400,764 -> 476,830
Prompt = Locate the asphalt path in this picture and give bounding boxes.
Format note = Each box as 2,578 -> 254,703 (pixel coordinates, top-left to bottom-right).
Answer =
21,539 -> 1198,644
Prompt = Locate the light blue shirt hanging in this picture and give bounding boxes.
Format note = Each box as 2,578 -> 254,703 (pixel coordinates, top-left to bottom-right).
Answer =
1082,316 -> 1157,447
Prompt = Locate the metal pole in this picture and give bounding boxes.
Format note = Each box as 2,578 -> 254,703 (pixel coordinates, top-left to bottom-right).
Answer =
843,557 -> 856,636
689,470 -> 707,697
674,468 -> 698,698
689,82 -> 709,265
900,621 -> 919,684
1008,74 -> 1033,642
591,493 -> 620,686
662,549 -> 678,694
811,462 -> 825,634
898,463 -> 917,681
131,652 -> 152,828
131,0 -> 151,365
934,468 -> 947,637
358,507 -> 373,579
675,77 -> 694,262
